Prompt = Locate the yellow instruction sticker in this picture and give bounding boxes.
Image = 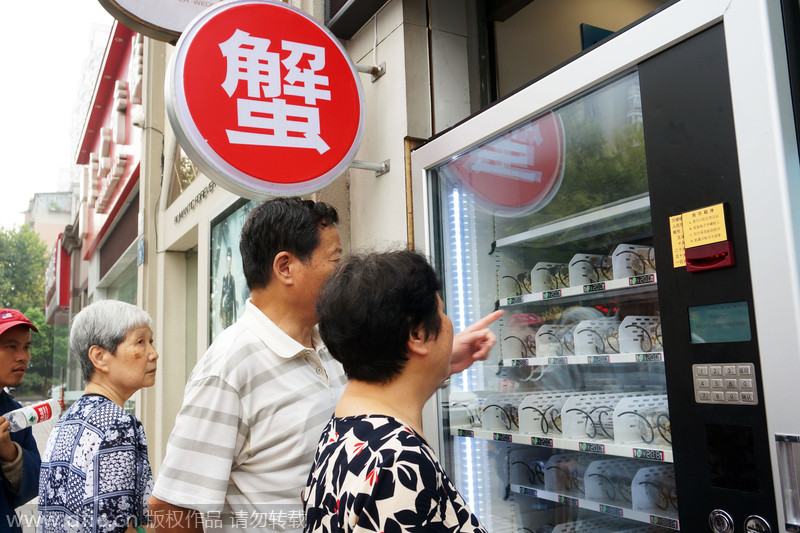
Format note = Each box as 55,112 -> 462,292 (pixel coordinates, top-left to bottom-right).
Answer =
682,203 -> 727,249
670,214 -> 686,268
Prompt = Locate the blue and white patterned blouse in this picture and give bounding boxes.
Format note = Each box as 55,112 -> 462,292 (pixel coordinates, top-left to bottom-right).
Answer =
37,394 -> 153,533
303,415 -> 488,533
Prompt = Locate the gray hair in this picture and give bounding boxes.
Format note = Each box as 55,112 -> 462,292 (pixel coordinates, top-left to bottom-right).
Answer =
70,300 -> 153,382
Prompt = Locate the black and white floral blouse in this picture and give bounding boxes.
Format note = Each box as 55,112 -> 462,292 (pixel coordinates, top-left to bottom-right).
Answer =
38,394 -> 153,532
303,415 -> 487,533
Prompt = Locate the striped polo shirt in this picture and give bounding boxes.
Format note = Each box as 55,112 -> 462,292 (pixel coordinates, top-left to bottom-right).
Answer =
151,299 -> 347,531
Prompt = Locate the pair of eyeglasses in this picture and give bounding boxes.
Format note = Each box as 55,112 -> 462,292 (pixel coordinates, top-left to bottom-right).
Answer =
624,323 -> 663,352
565,405 -> 615,439
483,403 -> 519,431
640,480 -> 678,511
587,473 -> 633,502
521,404 -> 556,434
538,325 -> 578,356
571,256 -> 613,283
546,465 -> 585,494
548,407 -> 563,434
449,401 -> 481,427
535,264 -> 570,290
619,409 -> 671,444
576,327 -> 620,355
503,272 -> 532,296
503,335 -> 536,358
512,459 -> 546,486
614,247 -> 657,276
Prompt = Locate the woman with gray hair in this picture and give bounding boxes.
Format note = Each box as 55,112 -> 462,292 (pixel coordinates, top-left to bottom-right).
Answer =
37,300 -> 159,533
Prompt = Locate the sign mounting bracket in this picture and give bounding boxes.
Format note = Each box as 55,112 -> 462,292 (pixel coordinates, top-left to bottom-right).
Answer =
350,159 -> 390,176
355,62 -> 386,83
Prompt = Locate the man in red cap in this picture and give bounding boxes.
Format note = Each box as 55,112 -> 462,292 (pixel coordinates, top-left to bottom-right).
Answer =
0,309 -> 41,532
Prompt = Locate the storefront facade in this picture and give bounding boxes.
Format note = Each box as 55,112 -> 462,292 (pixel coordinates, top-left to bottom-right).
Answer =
78,0 -> 680,475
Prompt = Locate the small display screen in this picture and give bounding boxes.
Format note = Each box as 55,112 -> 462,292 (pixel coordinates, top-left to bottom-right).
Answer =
688,301 -> 751,343
706,424 -> 759,492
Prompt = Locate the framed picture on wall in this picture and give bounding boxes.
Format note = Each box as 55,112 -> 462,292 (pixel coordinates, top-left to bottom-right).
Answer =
209,199 -> 258,342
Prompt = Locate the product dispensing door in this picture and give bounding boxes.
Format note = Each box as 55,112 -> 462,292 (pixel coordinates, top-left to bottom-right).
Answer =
411,1 -> 800,532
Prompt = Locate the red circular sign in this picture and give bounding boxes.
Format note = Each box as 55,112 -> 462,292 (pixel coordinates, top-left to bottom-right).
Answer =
440,112 -> 565,217
167,0 -> 364,198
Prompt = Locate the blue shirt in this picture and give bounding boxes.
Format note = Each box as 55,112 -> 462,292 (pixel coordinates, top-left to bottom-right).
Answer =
37,394 -> 152,533
0,390 -> 41,533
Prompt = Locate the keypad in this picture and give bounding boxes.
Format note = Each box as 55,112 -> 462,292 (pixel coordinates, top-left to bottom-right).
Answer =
693,363 -> 758,405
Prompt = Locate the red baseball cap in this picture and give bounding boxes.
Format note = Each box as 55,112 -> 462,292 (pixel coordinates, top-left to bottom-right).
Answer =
0,309 -> 39,336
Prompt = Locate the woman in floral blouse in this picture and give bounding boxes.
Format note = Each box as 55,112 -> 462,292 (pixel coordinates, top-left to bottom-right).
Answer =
38,301 -> 159,533
304,250 -> 489,533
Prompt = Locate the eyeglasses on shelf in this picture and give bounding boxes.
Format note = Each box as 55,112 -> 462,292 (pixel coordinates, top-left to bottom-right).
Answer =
503,272 -> 532,296
448,400 -> 482,427
623,322 -> 663,352
483,403 -> 519,431
570,256 -> 613,283
503,334 -> 536,358
614,246 -> 657,276
534,264 -> 570,290
617,409 -> 671,445
512,459 -> 546,486
546,464 -> 585,495
521,404 -> 556,434
639,479 -> 678,511
587,473 -> 633,503
576,326 -> 621,354
565,405 -> 616,439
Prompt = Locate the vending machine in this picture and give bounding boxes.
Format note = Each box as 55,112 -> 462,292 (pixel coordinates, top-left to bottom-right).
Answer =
411,1 -> 800,532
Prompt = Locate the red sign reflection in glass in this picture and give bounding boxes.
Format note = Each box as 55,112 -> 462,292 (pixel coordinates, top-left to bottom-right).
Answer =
440,112 -> 565,217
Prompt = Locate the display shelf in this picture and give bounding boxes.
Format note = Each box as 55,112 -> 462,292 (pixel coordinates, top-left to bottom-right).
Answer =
499,273 -> 657,308
511,483 -> 680,531
494,195 -> 652,249
502,351 -> 664,367
451,426 -> 673,462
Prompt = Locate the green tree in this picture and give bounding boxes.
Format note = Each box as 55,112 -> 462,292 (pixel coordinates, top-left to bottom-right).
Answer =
0,225 -> 52,398
0,225 -> 48,311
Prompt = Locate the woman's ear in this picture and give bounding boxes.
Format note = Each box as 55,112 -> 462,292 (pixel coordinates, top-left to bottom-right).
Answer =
406,326 -> 429,358
87,345 -> 110,374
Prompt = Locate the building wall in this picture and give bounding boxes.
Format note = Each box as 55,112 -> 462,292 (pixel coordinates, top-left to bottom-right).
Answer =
494,0 -> 668,97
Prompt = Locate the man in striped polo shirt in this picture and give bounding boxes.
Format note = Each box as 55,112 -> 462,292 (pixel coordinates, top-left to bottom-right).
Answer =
148,197 -> 501,532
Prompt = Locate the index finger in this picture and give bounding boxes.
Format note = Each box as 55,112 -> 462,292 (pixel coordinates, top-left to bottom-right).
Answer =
467,310 -> 504,331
